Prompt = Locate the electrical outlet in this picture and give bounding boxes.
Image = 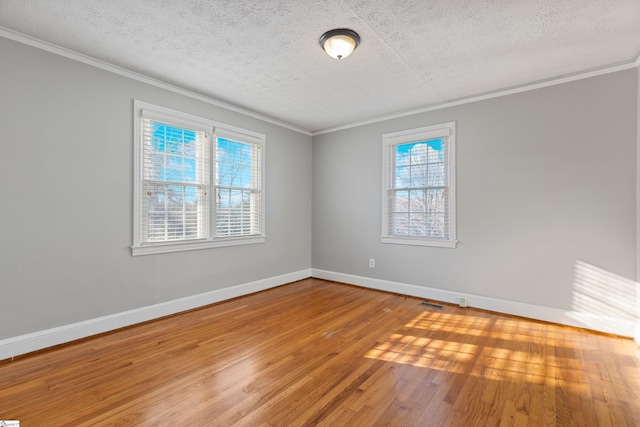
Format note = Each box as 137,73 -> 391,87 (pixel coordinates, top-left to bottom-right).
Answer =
369,258 -> 375,268
459,298 -> 468,308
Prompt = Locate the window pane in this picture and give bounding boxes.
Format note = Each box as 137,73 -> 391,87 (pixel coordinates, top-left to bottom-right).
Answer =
384,125 -> 453,243
165,155 -> 185,182
409,189 -> 426,214
395,165 -> 409,188
215,136 -> 262,238
145,121 -> 204,184
395,144 -> 412,164
428,162 -> 444,186
182,157 -> 197,183
426,189 -> 445,214
409,212 -> 426,236
427,213 -> 445,238
410,142 -> 429,165
216,138 -> 255,188
144,184 -> 205,242
410,164 -> 428,188
145,153 -> 165,181
428,138 -> 443,154
393,190 -> 409,213
142,117 -> 209,244
216,188 -> 258,236
390,212 -> 409,235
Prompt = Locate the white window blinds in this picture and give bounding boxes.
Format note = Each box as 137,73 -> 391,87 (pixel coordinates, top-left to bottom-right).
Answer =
214,134 -> 262,237
142,118 -> 210,243
382,123 -> 456,248
132,100 -> 266,256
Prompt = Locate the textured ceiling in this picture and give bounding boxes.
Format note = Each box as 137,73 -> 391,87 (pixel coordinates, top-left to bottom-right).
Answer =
1,0 -> 639,133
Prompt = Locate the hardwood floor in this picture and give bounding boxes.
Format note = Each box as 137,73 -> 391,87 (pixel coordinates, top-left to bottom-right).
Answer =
1,278 -> 639,426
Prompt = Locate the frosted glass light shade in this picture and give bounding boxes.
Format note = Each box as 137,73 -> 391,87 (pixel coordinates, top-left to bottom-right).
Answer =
319,29 -> 360,60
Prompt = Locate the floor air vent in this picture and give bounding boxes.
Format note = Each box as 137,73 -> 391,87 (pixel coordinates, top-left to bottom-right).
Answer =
420,302 -> 445,310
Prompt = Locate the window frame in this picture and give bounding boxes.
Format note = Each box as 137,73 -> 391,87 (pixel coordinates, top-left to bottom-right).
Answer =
132,100 -> 266,256
381,122 -> 457,248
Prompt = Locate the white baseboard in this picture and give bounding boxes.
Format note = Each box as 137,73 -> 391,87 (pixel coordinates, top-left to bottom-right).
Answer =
2,268 -> 634,360
0,269 -> 312,361
312,269 -> 636,338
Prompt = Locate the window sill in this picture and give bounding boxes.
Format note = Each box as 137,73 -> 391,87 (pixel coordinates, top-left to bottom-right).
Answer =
131,236 -> 266,256
381,236 -> 457,248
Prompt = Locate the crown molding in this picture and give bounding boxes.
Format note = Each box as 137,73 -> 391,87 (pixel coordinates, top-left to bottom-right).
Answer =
0,26 -> 312,136
2,26 -> 636,139
313,60 -> 638,135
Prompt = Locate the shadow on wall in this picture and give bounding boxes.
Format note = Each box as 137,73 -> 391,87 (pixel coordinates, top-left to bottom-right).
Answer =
569,261 -> 637,337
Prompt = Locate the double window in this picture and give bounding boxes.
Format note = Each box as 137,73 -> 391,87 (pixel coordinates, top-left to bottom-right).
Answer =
382,122 -> 456,248
132,101 -> 265,255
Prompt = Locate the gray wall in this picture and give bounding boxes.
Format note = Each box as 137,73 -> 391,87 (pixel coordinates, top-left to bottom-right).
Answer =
0,37 -> 312,339
313,70 -> 637,324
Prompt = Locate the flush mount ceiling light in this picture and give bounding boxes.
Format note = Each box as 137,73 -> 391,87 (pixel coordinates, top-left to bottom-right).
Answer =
319,28 -> 360,60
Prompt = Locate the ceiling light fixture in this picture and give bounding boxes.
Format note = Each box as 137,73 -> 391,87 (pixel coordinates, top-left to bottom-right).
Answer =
319,28 -> 360,60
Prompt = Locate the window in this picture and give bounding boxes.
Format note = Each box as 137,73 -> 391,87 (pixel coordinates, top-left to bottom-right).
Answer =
132,101 -> 265,255
214,132 -> 262,238
382,122 -> 456,248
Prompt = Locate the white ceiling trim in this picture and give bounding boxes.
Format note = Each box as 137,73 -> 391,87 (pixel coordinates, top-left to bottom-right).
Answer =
0,26 -> 312,136
2,25 -> 637,139
313,60 -> 638,136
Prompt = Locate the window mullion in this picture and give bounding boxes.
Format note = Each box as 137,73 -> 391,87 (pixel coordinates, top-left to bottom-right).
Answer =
208,132 -> 215,241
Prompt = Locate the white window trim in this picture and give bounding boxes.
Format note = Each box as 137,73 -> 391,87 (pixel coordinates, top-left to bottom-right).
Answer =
381,122 -> 457,248
132,100 -> 266,256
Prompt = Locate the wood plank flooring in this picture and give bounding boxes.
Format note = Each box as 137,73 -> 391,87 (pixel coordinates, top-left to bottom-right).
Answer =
1,278 -> 639,426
